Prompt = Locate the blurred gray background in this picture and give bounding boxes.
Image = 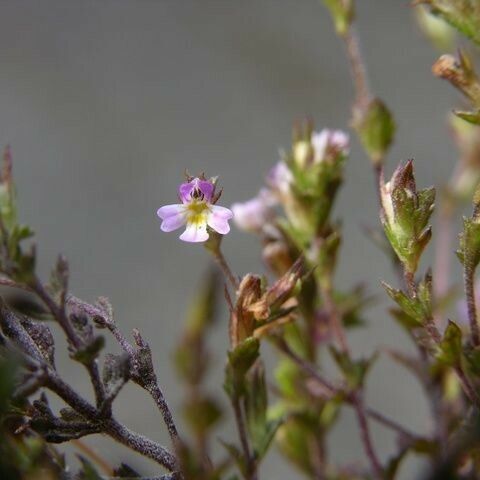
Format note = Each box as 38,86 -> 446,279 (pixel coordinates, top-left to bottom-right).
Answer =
0,0 -> 464,478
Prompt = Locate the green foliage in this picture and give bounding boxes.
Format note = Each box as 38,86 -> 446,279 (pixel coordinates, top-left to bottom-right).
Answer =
457,216 -> 480,269
224,337 -> 260,398
381,161 -> 435,273
322,0 -> 355,35
182,395 -> 222,436
353,98 -> 396,166
420,0 -> 480,46
329,346 -> 377,389
435,320 -> 463,367
382,272 -> 433,327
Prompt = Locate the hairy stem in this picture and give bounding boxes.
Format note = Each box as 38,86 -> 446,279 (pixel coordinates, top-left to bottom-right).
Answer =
232,397 -> 257,480
464,264 -> 480,346
274,338 -> 418,440
213,247 -> 238,291
343,28 -> 372,108
352,391 -> 383,480
47,372 -> 177,471
31,277 -> 106,407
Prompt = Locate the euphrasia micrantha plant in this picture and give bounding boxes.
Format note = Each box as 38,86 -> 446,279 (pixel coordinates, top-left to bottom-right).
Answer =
3,2 -> 480,480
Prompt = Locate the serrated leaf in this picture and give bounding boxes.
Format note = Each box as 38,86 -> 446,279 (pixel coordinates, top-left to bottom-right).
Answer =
382,281 -> 430,326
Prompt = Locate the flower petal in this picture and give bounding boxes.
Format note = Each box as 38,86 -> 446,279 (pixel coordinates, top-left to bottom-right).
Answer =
161,213 -> 187,232
179,222 -> 209,243
197,179 -> 214,202
157,204 -> 184,219
178,182 -> 195,203
207,205 -> 233,235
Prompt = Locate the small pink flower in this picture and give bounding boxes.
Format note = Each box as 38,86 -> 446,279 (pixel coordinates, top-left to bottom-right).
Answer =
266,161 -> 292,195
311,129 -> 349,163
157,176 -> 233,243
231,188 -> 277,233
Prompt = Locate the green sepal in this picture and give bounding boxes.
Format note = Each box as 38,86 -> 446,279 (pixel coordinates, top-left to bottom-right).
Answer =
224,337 -> 260,398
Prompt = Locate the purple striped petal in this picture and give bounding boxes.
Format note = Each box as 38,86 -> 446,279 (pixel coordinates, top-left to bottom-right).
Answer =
179,182 -> 195,203
207,205 -> 233,235
179,178 -> 215,203
179,222 -> 209,243
197,179 -> 214,202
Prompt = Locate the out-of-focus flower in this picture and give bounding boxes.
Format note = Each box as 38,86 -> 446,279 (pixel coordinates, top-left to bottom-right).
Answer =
231,188 -> 276,233
311,129 -> 350,163
157,176 -> 233,243
267,161 -> 293,195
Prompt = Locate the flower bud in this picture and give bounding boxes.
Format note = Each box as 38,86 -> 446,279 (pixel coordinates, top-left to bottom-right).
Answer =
248,258 -> 303,321
380,160 -> 435,274
311,129 -> 350,164
353,98 -> 395,167
432,51 -> 480,106
323,0 -> 355,36
229,274 -> 262,347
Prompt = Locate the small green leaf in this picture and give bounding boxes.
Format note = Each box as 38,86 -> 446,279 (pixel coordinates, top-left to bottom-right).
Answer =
354,98 -> 395,166
455,109 -> 480,125
219,440 -> 247,478
329,346 -> 377,389
436,320 -> 463,366
382,281 -> 430,326
182,395 -> 222,435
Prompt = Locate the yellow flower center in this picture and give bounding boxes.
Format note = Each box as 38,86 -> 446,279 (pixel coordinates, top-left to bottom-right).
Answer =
186,200 -> 210,226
